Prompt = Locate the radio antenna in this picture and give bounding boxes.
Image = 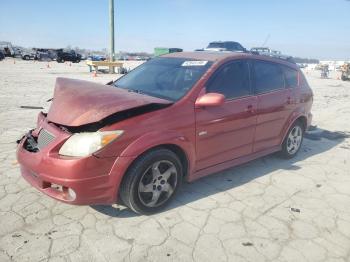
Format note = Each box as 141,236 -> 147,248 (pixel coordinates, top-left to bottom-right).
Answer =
261,34 -> 271,47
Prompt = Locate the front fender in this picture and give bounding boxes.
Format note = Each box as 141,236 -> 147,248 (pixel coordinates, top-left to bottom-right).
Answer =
120,130 -> 196,175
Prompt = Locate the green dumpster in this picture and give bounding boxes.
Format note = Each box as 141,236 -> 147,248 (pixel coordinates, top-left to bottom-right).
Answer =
154,47 -> 183,57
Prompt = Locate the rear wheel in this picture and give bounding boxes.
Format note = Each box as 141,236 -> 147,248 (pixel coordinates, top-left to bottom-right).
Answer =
119,148 -> 182,214
280,121 -> 304,159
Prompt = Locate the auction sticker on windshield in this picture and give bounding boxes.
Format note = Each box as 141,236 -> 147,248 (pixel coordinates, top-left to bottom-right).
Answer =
182,61 -> 208,67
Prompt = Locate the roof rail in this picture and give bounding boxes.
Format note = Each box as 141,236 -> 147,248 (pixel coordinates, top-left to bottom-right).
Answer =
250,50 -> 296,64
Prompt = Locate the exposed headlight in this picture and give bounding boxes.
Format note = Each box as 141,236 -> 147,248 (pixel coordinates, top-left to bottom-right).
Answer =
59,131 -> 123,157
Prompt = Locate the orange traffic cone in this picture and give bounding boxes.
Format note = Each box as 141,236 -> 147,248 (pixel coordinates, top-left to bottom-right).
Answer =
92,71 -> 97,77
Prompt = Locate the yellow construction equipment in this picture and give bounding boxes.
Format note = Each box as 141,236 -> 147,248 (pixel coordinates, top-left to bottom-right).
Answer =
341,63 -> 350,81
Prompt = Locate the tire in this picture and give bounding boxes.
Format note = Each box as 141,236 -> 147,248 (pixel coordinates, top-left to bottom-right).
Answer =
119,148 -> 183,215
57,58 -> 64,63
279,121 -> 304,159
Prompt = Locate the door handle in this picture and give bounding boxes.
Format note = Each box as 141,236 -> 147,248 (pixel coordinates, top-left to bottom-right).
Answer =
245,105 -> 254,113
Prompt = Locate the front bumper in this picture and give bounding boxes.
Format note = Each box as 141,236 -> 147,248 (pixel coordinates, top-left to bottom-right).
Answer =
16,117 -> 135,205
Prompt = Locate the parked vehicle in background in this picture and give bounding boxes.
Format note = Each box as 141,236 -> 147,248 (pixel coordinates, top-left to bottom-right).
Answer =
36,50 -> 56,61
87,55 -> 106,61
17,51 -> 313,214
21,51 -> 36,60
0,41 -> 15,57
204,41 -> 246,52
12,47 -> 23,57
250,47 -> 272,54
57,50 -> 81,63
0,51 -> 5,61
30,48 -> 59,61
251,47 -> 294,62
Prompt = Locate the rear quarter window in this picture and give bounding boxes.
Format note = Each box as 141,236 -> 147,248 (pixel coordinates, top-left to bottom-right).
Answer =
281,66 -> 299,88
300,72 -> 310,89
254,61 -> 284,94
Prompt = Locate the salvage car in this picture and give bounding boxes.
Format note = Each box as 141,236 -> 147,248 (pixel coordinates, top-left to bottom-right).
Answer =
22,51 -> 36,60
56,50 -> 81,63
0,51 -> 5,61
17,51 -> 313,214
204,41 -> 246,52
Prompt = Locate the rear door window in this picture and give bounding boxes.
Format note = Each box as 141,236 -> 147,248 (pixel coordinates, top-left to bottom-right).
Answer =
206,60 -> 251,99
282,66 -> 299,88
254,61 -> 285,94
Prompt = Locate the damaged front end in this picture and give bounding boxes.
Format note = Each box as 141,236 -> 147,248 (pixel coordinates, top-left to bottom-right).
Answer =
16,111 -> 126,205
59,103 -> 171,133
16,77 -> 173,205
18,77 -> 173,152
19,100 -> 170,156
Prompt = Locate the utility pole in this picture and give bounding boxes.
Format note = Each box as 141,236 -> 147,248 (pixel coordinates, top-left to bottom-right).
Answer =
109,0 -> 115,73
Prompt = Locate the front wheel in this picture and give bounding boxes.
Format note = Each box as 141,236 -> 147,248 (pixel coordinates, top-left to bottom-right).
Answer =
119,148 -> 183,215
280,121 -> 304,159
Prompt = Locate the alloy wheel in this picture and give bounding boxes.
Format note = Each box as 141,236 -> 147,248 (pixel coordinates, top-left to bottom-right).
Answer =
286,126 -> 303,155
138,160 -> 178,208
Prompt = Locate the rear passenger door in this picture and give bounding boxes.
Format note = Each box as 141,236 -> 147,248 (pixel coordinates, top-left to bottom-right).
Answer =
195,60 -> 258,170
253,60 -> 294,152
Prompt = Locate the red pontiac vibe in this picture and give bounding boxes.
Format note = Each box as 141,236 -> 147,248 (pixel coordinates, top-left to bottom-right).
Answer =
17,51 -> 313,214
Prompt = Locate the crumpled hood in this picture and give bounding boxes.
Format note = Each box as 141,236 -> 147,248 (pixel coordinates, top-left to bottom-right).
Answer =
47,77 -> 171,126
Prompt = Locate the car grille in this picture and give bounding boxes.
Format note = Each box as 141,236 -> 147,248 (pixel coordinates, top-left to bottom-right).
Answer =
37,129 -> 56,150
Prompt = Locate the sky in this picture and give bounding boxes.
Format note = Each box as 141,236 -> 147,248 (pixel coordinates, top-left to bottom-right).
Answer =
0,0 -> 349,60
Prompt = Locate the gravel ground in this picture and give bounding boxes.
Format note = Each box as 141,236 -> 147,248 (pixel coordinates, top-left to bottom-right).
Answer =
0,58 -> 349,262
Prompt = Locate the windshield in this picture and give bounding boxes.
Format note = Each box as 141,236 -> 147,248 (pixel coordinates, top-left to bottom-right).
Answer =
114,57 -> 212,101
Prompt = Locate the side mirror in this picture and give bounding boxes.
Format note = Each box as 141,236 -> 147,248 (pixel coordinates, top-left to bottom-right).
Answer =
195,93 -> 225,108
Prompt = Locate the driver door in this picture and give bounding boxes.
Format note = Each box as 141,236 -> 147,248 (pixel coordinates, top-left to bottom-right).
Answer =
195,60 -> 258,171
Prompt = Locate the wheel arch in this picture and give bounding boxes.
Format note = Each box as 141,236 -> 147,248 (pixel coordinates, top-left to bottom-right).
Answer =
120,131 -> 195,178
123,143 -> 190,179
296,115 -> 307,132
281,114 -> 308,145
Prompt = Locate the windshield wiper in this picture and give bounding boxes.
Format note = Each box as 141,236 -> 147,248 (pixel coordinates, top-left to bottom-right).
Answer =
114,84 -> 142,94
117,87 -> 174,102
127,89 -> 144,95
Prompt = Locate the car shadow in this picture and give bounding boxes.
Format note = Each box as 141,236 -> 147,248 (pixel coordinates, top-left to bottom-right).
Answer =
91,126 -> 350,217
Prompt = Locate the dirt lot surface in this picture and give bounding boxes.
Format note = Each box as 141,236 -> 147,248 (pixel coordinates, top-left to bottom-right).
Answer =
0,58 -> 349,262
